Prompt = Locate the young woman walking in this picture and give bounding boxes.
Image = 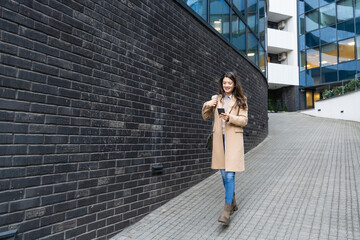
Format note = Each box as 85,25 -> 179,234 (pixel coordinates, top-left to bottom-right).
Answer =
202,71 -> 248,225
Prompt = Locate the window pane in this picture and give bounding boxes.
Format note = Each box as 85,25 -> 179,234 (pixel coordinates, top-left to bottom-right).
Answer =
259,17 -> 265,45
299,35 -> 306,51
247,0 -> 258,34
233,0 -> 245,16
337,20 -> 355,40
338,60 -> 356,80
232,12 -> 246,55
337,0 -> 354,22
184,0 -> 207,20
300,51 -> 306,71
320,25 -> 337,44
299,0 -> 305,15
306,68 -> 321,86
306,30 -> 320,48
356,17 -> 360,34
259,0 -> 265,17
320,0 -> 335,7
299,14 -> 305,35
356,0 -> 360,18
356,36 -> 360,59
338,38 -> 355,63
305,0 -> 319,12
306,10 -> 319,32
247,32 -> 258,65
259,45 -> 265,73
307,47 -> 320,69
321,65 -> 338,83
210,0 -> 230,40
321,42 -> 337,66
300,71 -> 306,87
320,3 -> 336,28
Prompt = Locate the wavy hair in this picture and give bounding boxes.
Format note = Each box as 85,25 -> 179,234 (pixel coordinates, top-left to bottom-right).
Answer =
218,71 -> 247,109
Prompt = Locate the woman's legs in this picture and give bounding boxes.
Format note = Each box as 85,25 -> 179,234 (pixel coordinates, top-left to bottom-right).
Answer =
220,170 -> 235,204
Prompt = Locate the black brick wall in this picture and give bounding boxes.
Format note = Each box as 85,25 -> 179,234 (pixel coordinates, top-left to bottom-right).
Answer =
0,0 -> 268,239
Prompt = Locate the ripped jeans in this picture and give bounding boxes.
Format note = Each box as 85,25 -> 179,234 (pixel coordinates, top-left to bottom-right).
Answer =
221,134 -> 235,204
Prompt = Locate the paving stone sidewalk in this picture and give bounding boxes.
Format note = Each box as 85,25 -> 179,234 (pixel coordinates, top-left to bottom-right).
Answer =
112,113 -> 360,240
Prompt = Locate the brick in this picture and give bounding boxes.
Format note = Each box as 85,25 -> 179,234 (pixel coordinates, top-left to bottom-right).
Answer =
0,190 -> 24,202
19,26 -> 48,43
25,186 -> 53,198
40,213 -> 65,227
2,32 -> 33,49
23,226 -> 51,240
41,193 -> 67,205
10,198 -> 40,211
18,48 -> 47,63
11,176 -> 41,188
1,8 -> 34,28
0,212 -> 24,225
1,54 -> 32,69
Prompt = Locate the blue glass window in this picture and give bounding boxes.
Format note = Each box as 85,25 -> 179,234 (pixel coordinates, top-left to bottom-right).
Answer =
319,3 -> 336,28
306,30 -> 320,48
306,10 -> 319,32
247,0 -> 258,34
338,38 -> 355,63
210,0 -> 230,40
300,71 -> 306,87
338,60 -> 356,80
247,32 -> 258,65
184,0 -> 207,20
307,47 -> 320,69
356,17 -> 360,34
356,36 -> 360,59
299,35 -> 306,51
233,0 -> 245,16
321,42 -> 337,66
259,44 -> 265,74
321,65 -> 338,83
356,0 -> 360,18
232,12 -> 246,55
259,0 -> 265,45
306,68 -> 321,86
299,14 -> 305,35
305,0 -> 319,12
337,19 -> 355,40
300,51 -> 306,71
337,0 -> 354,22
299,0 -> 305,15
320,25 -> 336,44
320,0 -> 335,7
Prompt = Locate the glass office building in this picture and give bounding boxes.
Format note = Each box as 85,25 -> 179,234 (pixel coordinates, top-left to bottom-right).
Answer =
298,0 -> 360,108
178,0 -> 267,76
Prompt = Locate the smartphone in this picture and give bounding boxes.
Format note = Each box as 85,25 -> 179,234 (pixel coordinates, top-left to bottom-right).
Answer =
217,108 -> 225,114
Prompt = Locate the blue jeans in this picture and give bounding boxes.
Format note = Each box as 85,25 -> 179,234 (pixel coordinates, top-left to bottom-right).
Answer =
221,134 -> 235,204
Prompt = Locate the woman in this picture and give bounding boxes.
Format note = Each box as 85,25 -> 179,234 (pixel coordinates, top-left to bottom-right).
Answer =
202,71 -> 248,226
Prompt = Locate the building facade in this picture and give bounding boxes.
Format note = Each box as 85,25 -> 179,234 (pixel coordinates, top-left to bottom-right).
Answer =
267,0 -> 300,112
0,0 -> 268,239
298,0 -> 360,109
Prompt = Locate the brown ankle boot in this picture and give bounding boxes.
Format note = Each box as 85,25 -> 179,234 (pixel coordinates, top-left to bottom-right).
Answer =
230,194 -> 238,215
218,203 -> 232,225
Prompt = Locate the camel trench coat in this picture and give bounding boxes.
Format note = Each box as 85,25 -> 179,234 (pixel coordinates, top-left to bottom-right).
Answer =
202,94 -> 248,172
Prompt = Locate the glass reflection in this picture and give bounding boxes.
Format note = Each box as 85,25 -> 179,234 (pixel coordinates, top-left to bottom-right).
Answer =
337,20 -> 355,40
319,3 -> 336,28
320,0 -> 335,7
306,10 -> 319,32
210,0 -> 230,40
306,68 -> 321,86
338,38 -> 355,63
356,0 -> 360,18
306,30 -> 320,48
337,0 -> 354,22
356,36 -> 360,59
247,32 -> 258,65
299,0 -> 305,15
321,42 -> 337,66
259,45 -> 265,73
305,0 -> 319,12
184,0 -> 207,20
247,0 -> 258,34
300,51 -> 306,71
321,65 -> 338,83
232,12 -> 246,55
320,25 -> 336,44
299,35 -> 306,51
338,60 -> 356,80
299,14 -> 305,35
307,47 -> 320,69
233,0 -> 245,16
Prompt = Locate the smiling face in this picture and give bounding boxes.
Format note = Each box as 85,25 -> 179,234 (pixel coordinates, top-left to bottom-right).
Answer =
222,77 -> 235,96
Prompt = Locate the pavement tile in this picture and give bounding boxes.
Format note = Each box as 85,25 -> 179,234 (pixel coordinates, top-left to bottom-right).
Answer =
111,113 -> 360,240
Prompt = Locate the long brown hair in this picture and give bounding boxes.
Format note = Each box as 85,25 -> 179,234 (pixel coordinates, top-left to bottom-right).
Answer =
218,71 -> 247,109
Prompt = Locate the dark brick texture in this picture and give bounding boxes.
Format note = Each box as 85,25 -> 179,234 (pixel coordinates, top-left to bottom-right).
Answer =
0,0 -> 268,239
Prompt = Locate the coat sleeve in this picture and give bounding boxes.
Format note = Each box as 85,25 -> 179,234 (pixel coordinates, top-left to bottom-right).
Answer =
228,107 -> 248,127
202,101 -> 215,120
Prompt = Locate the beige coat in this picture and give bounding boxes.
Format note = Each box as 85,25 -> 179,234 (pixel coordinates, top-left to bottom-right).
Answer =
202,95 -> 248,172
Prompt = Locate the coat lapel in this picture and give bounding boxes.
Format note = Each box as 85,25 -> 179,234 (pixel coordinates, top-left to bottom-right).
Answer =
226,97 -> 236,114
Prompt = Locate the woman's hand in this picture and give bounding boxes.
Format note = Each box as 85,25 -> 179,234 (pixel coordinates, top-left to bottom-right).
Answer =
207,98 -> 217,107
219,113 -> 229,121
